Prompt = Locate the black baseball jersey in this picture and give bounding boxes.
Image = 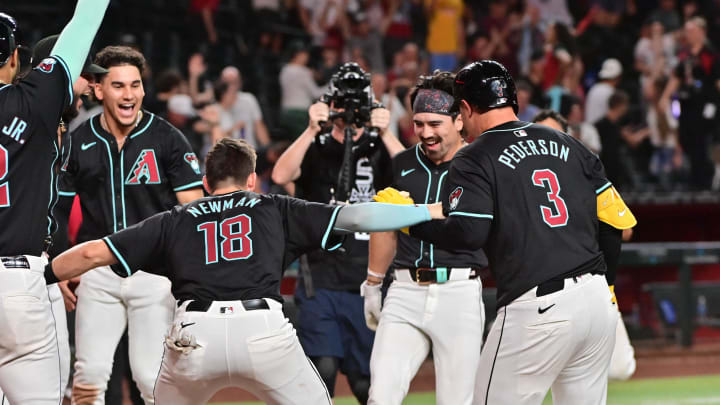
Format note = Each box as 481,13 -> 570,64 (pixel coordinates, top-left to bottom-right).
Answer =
104,191 -> 345,302
296,133 -> 392,290
0,56 -> 71,256
391,145 -> 488,269
58,111 -> 203,243
441,121 -> 609,307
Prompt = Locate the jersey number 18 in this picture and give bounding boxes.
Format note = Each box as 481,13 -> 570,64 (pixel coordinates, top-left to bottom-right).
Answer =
197,214 -> 254,264
532,169 -> 568,228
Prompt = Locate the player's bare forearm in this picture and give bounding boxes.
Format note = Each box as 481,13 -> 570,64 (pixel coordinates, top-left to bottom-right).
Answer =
176,188 -> 204,205
51,240 -> 117,281
271,128 -> 316,184
368,231 -> 397,279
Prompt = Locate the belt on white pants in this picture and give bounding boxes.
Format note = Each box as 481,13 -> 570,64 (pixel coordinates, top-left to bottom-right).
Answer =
394,267 -> 479,285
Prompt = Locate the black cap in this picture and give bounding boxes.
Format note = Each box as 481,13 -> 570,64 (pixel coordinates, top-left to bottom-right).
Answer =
453,60 -> 518,114
32,35 -> 107,74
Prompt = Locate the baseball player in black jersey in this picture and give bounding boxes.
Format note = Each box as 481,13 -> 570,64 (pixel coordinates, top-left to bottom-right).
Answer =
272,62 -> 404,403
0,2 -> 109,403
56,46 -> 204,404
532,109 -> 638,381
364,71 -> 488,405
44,138 -> 444,404
377,60 -> 634,405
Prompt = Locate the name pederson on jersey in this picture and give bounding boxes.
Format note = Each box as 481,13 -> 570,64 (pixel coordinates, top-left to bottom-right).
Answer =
442,121 -> 611,308
103,191 -> 345,303
58,111 -> 203,242
0,56 -> 72,255
391,144 -> 488,269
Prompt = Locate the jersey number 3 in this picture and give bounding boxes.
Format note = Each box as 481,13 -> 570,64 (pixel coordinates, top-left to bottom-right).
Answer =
532,169 -> 568,228
197,214 -> 253,264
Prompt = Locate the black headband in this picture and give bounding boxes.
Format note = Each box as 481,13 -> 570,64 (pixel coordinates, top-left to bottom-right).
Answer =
413,89 -> 456,116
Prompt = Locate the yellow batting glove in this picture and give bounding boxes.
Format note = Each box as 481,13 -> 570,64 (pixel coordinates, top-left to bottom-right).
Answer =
373,187 -> 414,205
609,285 -> 618,307
373,188 -> 413,234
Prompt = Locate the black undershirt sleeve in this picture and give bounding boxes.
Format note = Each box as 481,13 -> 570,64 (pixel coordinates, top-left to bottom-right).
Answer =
409,216 -> 491,251
599,221 -> 622,285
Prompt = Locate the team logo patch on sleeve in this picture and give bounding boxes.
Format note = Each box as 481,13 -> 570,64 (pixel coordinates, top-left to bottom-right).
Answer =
184,153 -> 201,174
35,58 -> 56,73
449,187 -> 463,210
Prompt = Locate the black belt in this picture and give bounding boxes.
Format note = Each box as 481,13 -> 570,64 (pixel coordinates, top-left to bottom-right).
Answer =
181,298 -> 271,312
400,267 -> 480,285
536,270 -> 602,297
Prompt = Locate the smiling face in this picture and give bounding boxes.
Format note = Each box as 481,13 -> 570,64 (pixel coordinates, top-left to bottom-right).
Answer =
414,112 -> 464,164
96,64 -> 145,128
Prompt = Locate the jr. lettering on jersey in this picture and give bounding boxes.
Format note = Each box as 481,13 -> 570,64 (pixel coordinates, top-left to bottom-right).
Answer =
498,139 -> 570,170
2,117 -> 28,144
187,196 -> 262,218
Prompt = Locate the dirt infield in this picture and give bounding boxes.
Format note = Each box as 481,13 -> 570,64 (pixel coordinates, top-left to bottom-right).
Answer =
208,341 -> 720,402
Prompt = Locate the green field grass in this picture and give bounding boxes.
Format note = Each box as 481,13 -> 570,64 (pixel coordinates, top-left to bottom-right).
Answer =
212,374 -> 720,405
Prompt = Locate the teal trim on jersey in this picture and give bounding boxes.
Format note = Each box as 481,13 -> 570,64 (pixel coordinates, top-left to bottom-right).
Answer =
326,241 -> 343,251
120,150 -> 127,229
321,206 -> 342,250
174,181 -> 203,192
448,211 -> 493,219
429,170 -> 448,268
0,84 -> 10,93
51,55 -> 73,106
481,122 -> 533,136
130,113 -> 154,138
414,145 -> 432,267
91,118 -> 117,232
57,191 -> 76,197
596,182 -> 612,195
103,237 -> 131,277
46,140 -> 60,235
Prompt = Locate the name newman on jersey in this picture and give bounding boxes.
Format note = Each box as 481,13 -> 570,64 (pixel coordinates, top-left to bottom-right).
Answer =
187,196 -> 262,218
498,138 -> 570,170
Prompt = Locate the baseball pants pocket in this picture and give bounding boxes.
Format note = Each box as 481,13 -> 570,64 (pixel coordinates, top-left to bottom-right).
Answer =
247,322 -> 306,390
0,294 -> 54,352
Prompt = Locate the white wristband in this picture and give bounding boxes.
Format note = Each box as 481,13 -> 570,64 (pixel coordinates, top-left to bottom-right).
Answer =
367,269 -> 385,279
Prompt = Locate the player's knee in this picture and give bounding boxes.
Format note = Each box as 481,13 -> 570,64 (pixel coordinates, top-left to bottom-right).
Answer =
310,356 -> 339,397
347,371 -> 370,405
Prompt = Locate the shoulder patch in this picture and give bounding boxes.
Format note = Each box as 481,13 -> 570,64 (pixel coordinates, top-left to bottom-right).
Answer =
35,58 -> 56,74
449,186 -> 463,210
184,153 -> 201,175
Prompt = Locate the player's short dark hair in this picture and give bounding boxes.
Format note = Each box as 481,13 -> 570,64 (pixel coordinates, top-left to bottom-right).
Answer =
94,45 -> 146,78
409,70 -> 458,117
205,138 -> 257,190
532,109 -> 568,132
608,90 -> 629,110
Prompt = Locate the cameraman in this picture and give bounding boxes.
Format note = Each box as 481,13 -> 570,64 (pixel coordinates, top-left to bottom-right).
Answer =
272,63 -> 404,404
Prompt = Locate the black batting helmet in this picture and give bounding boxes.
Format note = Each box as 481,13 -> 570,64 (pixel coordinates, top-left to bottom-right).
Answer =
0,12 -> 21,68
453,60 -> 518,114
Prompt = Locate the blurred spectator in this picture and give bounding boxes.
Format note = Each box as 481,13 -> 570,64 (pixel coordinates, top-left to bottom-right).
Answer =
425,0 -> 465,71
381,0 -> 414,64
145,69 -> 185,118
644,77 -> 682,188
220,66 -> 271,149
213,80 -> 245,142
519,50 -> 547,108
564,96 -> 602,154
299,0 -> 357,46
280,41 -> 326,140
516,79 -> 540,122
341,11 -> 386,73
660,16 -> 720,190
167,94 -> 204,158
317,38 -> 343,85
514,5 -> 545,76
187,53 -> 215,106
595,91 -> 634,189
649,0 -> 681,32
634,20 -> 677,90
586,58 -> 622,124
371,73 -> 410,138
190,0 -> 220,44
527,0 -> 573,27
543,22 -> 581,112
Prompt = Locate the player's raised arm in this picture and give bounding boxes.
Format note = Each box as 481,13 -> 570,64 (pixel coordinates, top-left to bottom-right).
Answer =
50,0 -> 110,84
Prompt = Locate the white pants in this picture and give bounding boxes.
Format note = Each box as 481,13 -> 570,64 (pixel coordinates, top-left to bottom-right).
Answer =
474,274 -> 618,405
608,315 -> 636,380
0,255 -> 62,404
154,299 -> 331,405
73,267 -> 174,405
369,278 -> 484,405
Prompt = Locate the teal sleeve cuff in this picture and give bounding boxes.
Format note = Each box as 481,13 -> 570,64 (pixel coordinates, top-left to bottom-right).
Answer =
51,0 -> 110,83
334,203 -> 431,233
